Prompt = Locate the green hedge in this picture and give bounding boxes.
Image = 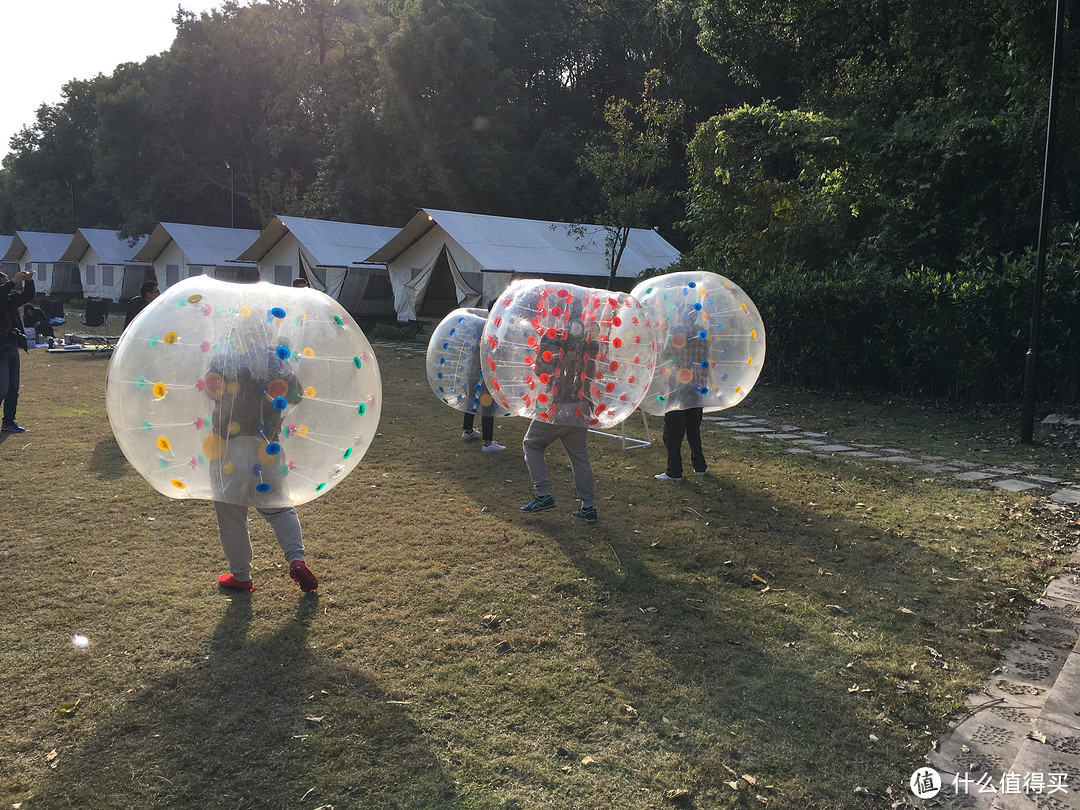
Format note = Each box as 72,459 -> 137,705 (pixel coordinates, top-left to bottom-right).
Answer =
687,225 -> 1080,404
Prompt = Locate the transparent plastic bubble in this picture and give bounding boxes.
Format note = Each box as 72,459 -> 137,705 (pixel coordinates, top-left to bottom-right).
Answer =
106,276 -> 382,507
632,271 -> 765,415
426,308 -> 511,417
481,279 -> 659,429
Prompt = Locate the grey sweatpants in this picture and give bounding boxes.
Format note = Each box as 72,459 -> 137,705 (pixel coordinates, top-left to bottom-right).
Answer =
522,420 -> 594,508
213,501 -> 305,581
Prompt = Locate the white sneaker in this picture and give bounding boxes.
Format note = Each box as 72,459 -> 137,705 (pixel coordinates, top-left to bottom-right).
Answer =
483,441 -> 506,452
462,430 -> 481,440
654,472 -> 682,482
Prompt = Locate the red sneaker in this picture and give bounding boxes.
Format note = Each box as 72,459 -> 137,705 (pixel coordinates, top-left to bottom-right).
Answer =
218,573 -> 254,592
289,560 -> 318,592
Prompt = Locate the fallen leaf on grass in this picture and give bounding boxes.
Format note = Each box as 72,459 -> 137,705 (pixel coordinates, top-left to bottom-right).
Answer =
305,716 -> 324,723
580,755 -> 597,766
751,573 -> 768,584
57,699 -> 81,715
46,749 -> 59,769
897,607 -> 918,616
742,775 -> 757,786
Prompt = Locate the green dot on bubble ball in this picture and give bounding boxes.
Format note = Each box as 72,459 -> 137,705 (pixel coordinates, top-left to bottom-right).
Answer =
353,356 -> 362,369
344,447 -> 353,460
357,403 -> 366,415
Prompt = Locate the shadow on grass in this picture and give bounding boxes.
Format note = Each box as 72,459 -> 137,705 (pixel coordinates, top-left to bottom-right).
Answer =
88,436 -> 131,480
457,439 -> 1027,806
32,595 -> 461,810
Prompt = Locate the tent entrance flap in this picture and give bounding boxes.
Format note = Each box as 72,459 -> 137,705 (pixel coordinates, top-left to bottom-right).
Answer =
405,245 -> 480,319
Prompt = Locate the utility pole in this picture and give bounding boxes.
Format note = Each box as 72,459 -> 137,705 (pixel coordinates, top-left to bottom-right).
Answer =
224,161 -> 235,228
1020,0 -> 1065,443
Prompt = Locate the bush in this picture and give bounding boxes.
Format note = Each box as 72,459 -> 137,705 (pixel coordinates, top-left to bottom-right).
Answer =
688,224 -> 1080,404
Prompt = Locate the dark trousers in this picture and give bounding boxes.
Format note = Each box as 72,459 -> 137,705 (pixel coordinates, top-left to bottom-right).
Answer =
463,412 -> 494,441
663,408 -> 705,478
0,346 -> 21,425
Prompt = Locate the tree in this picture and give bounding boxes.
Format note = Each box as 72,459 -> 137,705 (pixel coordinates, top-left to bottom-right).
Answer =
578,69 -> 685,286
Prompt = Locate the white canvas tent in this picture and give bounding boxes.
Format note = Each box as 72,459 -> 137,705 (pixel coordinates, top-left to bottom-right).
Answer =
60,228 -> 153,303
132,223 -> 259,290
236,216 -> 400,316
2,231 -> 81,296
363,208 -> 682,321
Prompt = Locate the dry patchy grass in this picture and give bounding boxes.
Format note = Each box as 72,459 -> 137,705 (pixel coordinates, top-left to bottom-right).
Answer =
1,339 -> 1077,809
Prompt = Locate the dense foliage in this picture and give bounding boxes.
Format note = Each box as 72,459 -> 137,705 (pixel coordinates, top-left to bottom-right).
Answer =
1,0 -> 1078,402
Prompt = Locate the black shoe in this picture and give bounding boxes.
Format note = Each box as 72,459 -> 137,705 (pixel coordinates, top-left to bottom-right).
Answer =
1,422 -> 25,433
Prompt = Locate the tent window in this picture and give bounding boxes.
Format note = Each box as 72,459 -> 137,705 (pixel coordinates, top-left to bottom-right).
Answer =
102,266 -> 114,287
38,266 -> 48,283
274,265 -> 292,286
86,264 -> 96,285
70,266 -> 80,284
166,264 -> 180,286
188,266 -> 204,277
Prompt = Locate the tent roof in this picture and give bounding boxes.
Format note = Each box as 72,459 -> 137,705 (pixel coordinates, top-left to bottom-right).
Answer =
364,208 -> 681,277
0,235 -> 11,260
133,222 -> 259,266
3,231 -> 74,262
60,228 -> 152,265
237,216 -> 400,268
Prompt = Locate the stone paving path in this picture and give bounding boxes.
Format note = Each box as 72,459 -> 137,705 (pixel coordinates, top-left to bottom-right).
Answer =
702,413 -> 1080,505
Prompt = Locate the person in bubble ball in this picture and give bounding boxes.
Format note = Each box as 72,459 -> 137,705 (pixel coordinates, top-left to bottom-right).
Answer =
519,307 -> 598,523
656,336 -> 708,482
203,335 -> 318,594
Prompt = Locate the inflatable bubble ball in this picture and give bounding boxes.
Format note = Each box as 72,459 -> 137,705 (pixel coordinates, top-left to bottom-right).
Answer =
106,276 -> 382,507
480,279 -> 659,429
426,307 -> 510,417
631,271 -> 765,415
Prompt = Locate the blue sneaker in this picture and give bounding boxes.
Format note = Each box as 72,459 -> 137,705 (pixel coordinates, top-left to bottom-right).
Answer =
572,506 -> 598,523
521,493 -> 555,512
1,422 -> 25,433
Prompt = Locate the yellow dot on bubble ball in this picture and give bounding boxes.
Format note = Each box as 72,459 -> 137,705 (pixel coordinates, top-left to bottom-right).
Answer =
187,295 -> 202,304
226,380 -> 240,395
170,479 -> 185,489
229,421 -> 240,436
296,425 -> 309,437
157,436 -> 171,451
164,331 -> 179,345
267,378 -> 288,398
480,393 -> 494,407
303,386 -> 316,398
736,386 -> 743,394
677,368 -> 693,384
239,306 -> 251,318
152,382 -> 167,399
303,347 -> 314,358
672,333 -> 686,349
222,461 -> 235,475
202,434 -> 225,461
741,303 -> 748,312
748,357 -> 754,366
750,330 -> 758,340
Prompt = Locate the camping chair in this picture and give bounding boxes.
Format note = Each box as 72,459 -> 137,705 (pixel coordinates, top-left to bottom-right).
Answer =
81,298 -> 110,329
40,299 -> 66,324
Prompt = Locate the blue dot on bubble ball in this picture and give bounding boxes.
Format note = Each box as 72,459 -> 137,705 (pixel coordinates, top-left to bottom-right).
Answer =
273,396 -> 288,411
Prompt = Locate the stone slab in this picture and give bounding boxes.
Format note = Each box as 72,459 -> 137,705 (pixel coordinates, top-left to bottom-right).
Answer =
1050,490 -> 1080,505
956,471 -> 999,481
817,444 -> 856,452
763,433 -> 802,440
993,480 -> 1042,493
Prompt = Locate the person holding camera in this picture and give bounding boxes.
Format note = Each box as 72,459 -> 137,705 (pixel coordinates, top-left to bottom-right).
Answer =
0,268 -> 36,433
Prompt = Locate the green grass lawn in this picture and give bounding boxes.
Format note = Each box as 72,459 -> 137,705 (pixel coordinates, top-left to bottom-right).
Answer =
1,340 -> 1077,809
